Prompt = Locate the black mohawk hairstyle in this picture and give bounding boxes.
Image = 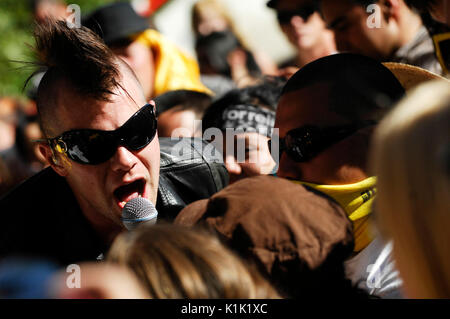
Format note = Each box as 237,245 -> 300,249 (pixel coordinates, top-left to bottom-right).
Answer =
33,19 -> 122,101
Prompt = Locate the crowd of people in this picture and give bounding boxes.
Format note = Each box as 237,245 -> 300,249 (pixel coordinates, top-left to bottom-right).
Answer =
0,0 -> 449,300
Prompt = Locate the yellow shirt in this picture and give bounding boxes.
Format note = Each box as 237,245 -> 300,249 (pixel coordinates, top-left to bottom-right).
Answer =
135,29 -> 212,97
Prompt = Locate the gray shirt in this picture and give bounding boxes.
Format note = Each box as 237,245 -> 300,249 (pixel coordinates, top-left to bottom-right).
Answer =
392,26 -> 443,75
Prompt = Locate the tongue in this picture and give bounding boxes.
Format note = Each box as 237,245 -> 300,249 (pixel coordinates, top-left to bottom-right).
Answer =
118,192 -> 140,209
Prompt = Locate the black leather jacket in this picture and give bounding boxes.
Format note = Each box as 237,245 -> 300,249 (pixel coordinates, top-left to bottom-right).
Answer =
157,138 -> 228,219
0,138 -> 228,264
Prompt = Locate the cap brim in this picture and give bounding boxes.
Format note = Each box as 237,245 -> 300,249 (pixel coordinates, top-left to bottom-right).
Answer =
266,0 -> 277,8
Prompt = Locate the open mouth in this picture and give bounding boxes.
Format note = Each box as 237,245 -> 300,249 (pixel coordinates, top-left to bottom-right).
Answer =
113,179 -> 146,210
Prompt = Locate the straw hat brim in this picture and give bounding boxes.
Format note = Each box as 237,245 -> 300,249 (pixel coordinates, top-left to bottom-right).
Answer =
383,62 -> 449,92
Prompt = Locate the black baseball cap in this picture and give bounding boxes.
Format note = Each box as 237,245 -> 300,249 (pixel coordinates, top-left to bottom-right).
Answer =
83,2 -> 150,46
266,0 -> 278,8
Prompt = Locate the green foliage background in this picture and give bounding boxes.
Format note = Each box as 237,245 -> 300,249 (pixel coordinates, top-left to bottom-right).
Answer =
0,0 -> 116,98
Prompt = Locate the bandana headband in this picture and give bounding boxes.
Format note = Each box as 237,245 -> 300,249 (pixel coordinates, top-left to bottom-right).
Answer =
220,104 -> 276,137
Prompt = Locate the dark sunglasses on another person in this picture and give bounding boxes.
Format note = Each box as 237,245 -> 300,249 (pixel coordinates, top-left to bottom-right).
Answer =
276,4 -> 317,25
269,120 -> 376,163
36,103 -> 157,165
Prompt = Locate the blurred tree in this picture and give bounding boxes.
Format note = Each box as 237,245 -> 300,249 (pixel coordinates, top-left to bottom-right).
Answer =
0,0 -> 114,98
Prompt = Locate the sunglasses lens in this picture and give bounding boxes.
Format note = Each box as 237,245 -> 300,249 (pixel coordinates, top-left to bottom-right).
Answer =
60,104 -> 157,165
285,133 -> 314,162
65,131 -> 117,165
121,106 -> 157,151
284,126 -> 326,162
123,122 -> 156,151
270,121 -> 376,164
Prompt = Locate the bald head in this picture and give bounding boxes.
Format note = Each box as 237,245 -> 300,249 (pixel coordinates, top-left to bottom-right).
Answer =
280,53 -> 406,122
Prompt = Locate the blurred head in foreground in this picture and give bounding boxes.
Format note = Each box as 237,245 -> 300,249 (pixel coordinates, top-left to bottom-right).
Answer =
0,258 -> 148,299
371,79 -> 450,298
52,262 -> 149,299
107,223 -> 279,298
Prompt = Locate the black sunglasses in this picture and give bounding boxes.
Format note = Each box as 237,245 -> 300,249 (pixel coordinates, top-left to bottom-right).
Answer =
276,5 -> 317,25
38,103 -> 157,165
270,121 -> 376,163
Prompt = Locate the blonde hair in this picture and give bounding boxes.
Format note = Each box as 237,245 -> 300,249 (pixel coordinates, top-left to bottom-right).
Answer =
371,80 -> 450,298
107,224 -> 280,299
191,0 -> 251,48
192,0 -> 232,34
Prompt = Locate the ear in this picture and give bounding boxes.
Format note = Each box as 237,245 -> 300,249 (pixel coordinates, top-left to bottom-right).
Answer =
38,143 -> 69,177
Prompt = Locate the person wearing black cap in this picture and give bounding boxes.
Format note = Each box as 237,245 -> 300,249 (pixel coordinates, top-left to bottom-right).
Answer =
83,2 -> 211,100
267,0 -> 336,69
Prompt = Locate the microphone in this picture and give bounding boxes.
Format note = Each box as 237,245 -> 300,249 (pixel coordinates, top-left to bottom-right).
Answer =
121,197 -> 158,231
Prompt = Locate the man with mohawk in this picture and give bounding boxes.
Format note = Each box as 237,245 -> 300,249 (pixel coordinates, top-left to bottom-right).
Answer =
0,20 -> 227,265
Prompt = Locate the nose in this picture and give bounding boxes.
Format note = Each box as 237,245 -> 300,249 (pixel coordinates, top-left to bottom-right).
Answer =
224,155 -> 242,176
110,146 -> 137,172
290,15 -> 305,28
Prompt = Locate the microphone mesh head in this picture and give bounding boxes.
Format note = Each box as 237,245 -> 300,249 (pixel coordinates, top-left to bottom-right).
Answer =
122,197 -> 158,221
